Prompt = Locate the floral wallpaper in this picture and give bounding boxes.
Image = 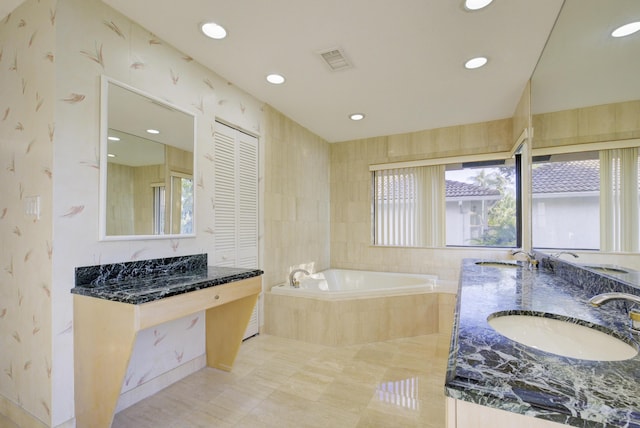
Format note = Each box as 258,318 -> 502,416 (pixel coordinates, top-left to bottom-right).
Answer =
3,0 -> 265,425
0,0 -> 55,425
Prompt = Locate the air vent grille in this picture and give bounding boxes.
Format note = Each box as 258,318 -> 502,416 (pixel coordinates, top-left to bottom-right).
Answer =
317,47 -> 352,71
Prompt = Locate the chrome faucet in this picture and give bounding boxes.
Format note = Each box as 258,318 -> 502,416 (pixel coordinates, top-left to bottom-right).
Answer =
511,250 -> 538,268
289,269 -> 310,288
589,292 -> 640,332
552,251 -> 579,259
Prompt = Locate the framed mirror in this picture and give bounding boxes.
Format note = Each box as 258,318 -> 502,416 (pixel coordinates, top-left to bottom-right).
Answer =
99,76 -> 196,240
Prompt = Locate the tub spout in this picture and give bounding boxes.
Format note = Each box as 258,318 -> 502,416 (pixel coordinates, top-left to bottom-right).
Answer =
289,269 -> 310,288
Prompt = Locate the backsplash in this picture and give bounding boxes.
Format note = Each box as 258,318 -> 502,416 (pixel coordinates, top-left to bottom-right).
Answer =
75,254 -> 207,287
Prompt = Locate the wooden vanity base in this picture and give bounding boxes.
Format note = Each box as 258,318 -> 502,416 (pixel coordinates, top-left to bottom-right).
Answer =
73,276 -> 261,428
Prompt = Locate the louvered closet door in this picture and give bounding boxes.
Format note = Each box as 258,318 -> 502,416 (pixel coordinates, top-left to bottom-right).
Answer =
213,122 -> 259,339
237,131 -> 258,269
213,125 -> 237,266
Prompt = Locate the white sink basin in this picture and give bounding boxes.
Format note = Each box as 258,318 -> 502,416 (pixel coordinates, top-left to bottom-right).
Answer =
488,313 -> 638,361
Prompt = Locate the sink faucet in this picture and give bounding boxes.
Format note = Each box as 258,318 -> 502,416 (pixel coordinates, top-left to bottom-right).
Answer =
511,250 -> 538,268
589,292 -> 640,332
289,269 -> 310,288
552,251 -> 579,259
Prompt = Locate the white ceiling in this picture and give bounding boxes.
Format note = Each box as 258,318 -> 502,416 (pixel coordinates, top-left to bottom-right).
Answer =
531,0 -> 640,114
100,0 -> 564,142
5,0 -> 565,142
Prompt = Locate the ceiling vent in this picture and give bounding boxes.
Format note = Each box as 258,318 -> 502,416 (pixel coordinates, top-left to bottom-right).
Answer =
317,47 -> 352,71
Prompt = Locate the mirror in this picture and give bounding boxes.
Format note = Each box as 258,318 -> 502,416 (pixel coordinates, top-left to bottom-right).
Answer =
99,77 -> 196,239
531,0 -> 640,147
530,0 -> 640,272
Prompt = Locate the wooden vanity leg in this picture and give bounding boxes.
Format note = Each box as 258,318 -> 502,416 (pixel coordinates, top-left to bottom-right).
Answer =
74,295 -> 137,428
205,293 -> 259,371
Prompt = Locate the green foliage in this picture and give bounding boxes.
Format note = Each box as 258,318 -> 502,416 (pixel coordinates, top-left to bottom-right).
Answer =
470,168 -> 517,247
479,194 -> 517,246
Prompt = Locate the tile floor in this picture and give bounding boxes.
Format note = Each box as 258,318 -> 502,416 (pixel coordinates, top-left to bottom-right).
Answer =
113,332 -> 451,427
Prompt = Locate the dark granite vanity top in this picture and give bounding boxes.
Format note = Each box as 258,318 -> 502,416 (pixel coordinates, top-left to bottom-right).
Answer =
71,254 -> 263,305
445,257 -> 640,427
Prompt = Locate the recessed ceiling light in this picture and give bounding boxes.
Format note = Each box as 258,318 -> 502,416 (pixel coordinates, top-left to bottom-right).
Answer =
464,56 -> 488,69
146,129 -> 160,134
201,22 -> 227,40
611,21 -> 640,38
349,113 -> 365,121
464,0 -> 493,11
107,136 -> 120,141
266,74 -> 286,85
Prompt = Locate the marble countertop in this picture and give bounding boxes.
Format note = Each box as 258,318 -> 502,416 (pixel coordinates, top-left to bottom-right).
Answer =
71,265 -> 263,305
445,258 -> 640,427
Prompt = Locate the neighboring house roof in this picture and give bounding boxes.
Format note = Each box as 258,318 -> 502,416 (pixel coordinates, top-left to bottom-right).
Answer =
532,159 -> 600,194
445,180 -> 501,198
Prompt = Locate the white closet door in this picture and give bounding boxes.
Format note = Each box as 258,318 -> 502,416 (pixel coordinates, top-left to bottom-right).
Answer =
237,131 -> 259,269
213,122 -> 260,338
213,127 -> 237,266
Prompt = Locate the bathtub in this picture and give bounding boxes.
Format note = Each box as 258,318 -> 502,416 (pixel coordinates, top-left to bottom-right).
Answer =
265,269 -> 457,346
271,269 -> 448,299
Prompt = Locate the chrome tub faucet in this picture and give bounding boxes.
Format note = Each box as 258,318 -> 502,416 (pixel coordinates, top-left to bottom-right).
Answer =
289,269 -> 310,288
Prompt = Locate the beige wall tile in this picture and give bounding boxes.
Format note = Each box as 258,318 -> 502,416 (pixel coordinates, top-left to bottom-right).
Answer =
263,106 -> 331,289
533,99 -> 640,148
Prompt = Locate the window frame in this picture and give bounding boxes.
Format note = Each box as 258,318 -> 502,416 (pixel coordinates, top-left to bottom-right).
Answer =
370,151 -> 522,249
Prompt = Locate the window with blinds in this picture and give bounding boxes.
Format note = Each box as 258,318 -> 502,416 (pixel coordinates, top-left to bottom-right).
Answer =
373,165 -> 445,247
372,158 -> 518,248
531,147 -> 640,252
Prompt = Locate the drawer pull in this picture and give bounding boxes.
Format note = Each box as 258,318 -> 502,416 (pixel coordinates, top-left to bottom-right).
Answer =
214,295 -> 220,300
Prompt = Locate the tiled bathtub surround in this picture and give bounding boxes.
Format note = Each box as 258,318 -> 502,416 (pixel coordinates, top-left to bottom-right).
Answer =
72,254 -> 263,304
446,258 -> 640,427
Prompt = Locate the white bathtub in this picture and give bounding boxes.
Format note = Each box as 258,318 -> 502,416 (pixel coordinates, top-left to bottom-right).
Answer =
270,269 -> 453,300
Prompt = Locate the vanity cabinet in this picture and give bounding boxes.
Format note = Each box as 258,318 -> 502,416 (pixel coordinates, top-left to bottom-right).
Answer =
447,398 -> 568,428
73,274 -> 261,428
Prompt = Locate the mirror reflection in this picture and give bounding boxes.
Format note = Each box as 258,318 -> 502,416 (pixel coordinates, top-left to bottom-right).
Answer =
101,78 -> 195,238
530,0 -> 640,254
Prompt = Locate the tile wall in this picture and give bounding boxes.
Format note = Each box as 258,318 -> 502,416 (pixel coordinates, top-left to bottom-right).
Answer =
329,118 -> 516,282
263,106 -> 330,289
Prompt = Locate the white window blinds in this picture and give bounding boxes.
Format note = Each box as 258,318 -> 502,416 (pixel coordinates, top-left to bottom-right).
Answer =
600,147 -> 639,252
373,165 -> 445,247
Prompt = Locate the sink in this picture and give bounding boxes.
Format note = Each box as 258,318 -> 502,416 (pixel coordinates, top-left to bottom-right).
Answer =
584,265 -> 629,274
488,313 -> 638,361
475,261 -> 519,268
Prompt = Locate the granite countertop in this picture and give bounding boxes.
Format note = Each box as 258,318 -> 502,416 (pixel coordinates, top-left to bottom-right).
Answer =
445,257 -> 640,428
71,254 -> 263,305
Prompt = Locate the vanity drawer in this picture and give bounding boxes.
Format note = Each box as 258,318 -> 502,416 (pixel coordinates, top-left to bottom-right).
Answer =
136,275 -> 261,330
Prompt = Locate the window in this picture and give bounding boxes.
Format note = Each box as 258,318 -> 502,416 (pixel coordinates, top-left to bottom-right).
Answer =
531,147 -> 639,251
372,157 -> 518,248
372,166 -> 444,246
170,175 -> 194,234
152,184 -> 165,235
445,160 -> 517,247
